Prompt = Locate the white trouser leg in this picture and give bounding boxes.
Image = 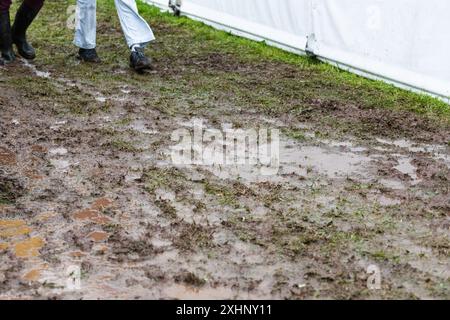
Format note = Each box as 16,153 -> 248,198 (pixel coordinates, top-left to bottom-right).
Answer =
73,0 -> 97,49
114,0 -> 155,48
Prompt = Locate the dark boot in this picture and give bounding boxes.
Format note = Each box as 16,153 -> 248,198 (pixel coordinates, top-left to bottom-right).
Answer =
0,11 -> 15,63
77,48 -> 101,63
12,2 -> 42,60
130,47 -> 152,72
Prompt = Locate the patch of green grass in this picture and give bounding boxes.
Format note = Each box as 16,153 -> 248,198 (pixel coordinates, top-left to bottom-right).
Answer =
366,250 -> 401,263
13,0 -> 448,130
174,271 -> 207,287
0,177 -> 21,205
143,166 -> 186,193
155,199 -> 177,219
115,117 -> 132,126
135,0 -> 450,122
0,195 -> 13,205
282,128 -> 307,141
173,222 -> 215,251
204,181 -> 240,208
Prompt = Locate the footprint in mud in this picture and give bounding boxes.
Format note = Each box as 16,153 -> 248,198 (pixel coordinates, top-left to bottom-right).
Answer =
0,219 -> 45,259
73,197 -> 115,225
87,231 -> 109,242
91,198 -> 115,211
23,265 -> 48,282
0,147 -> 17,166
0,220 -> 31,238
73,209 -> 112,225
14,237 -> 45,258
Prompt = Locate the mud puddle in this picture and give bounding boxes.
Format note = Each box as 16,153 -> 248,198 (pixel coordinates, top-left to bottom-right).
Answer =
1,10 -> 449,298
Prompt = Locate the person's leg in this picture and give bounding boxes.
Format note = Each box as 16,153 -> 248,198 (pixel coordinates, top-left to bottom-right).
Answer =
12,0 -> 45,59
114,0 -> 155,71
114,0 -> 155,48
0,0 -> 15,63
74,0 -> 100,62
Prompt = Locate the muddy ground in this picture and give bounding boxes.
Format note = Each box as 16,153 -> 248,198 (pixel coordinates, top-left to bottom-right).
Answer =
0,1 -> 449,299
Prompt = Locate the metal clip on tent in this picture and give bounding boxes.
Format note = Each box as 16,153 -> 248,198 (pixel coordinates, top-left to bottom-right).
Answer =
305,33 -> 317,57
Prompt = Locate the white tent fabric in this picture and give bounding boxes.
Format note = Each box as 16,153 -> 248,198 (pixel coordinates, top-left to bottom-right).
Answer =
144,0 -> 450,102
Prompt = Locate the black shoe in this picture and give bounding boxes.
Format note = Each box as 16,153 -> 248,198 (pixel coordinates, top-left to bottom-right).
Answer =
12,2 -> 43,60
77,48 -> 101,63
0,11 -> 15,63
130,47 -> 152,72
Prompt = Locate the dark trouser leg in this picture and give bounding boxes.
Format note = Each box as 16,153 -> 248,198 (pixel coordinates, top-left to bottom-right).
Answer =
0,0 -> 11,12
0,1 -> 15,63
12,0 -> 45,59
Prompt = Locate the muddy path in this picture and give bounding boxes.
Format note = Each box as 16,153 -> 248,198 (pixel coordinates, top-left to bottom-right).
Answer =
0,1 -> 449,299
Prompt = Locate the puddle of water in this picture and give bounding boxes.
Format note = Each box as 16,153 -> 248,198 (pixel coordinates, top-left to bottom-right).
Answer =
100,116 -> 112,123
151,238 -> 172,249
155,189 -> 176,202
377,137 -> 450,168
50,120 -> 68,131
378,195 -> 402,207
388,237 -> 450,279
394,157 -> 421,184
96,96 -> 107,103
125,172 -> 142,183
22,59 -> 50,78
379,179 -> 406,190
152,249 -> 179,264
49,147 -> 68,156
377,138 -> 412,149
129,120 -> 158,135
50,159 -> 71,171
350,146 -> 368,152
172,130 -> 373,183
283,144 -> 371,179
433,153 -> 450,168
321,140 -> 369,153
325,141 -> 353,148
176,119 -> 373,181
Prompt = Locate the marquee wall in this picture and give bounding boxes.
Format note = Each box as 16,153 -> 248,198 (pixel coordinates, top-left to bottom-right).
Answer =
145,0 -> 450,102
